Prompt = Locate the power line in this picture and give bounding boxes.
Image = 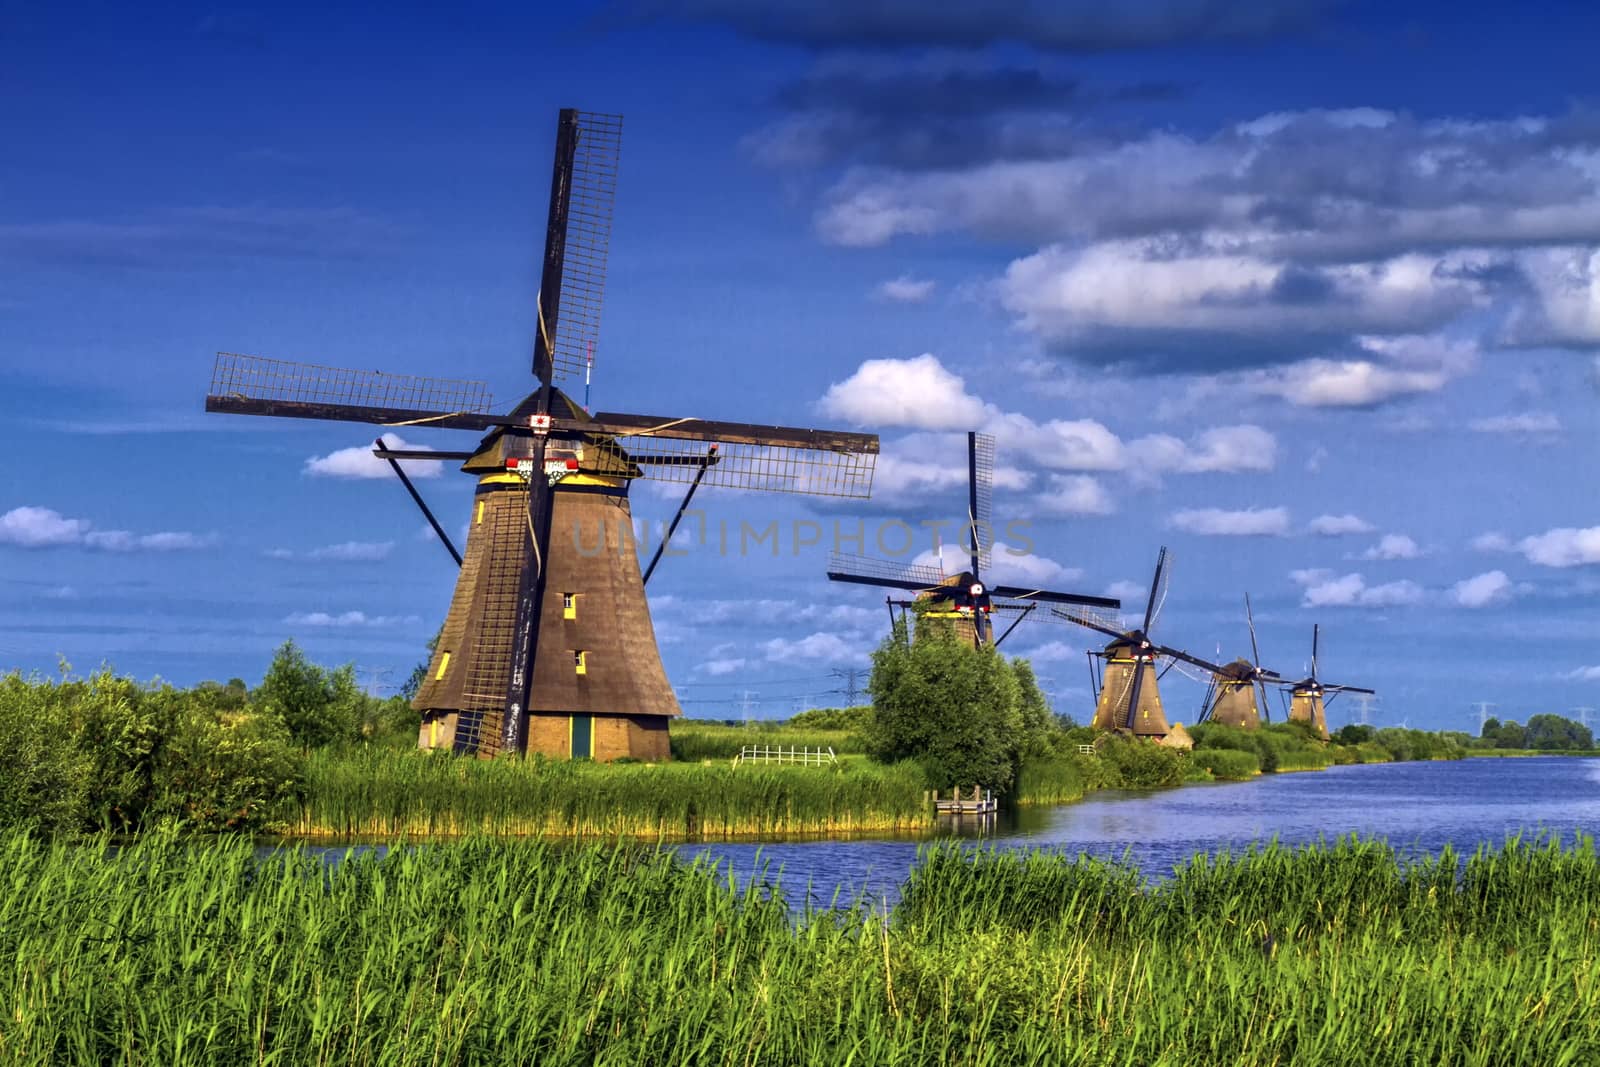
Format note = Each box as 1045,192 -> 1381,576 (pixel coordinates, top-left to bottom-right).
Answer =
1469,702 -> 1498,732
830,667 -> 865,706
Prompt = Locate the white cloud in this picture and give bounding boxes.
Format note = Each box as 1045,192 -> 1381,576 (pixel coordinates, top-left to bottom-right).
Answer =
1170,506 -> 1291,537
283,610 -> 419,627
1359,534 -> 1422,561
304,432 -> 440,480
701,658 -> 748,676
1451,570 -> 1514,608
908,541 -> 1085,589
1471,531 -> 1512,552
1563,665 -> 1600,682
1518,526 -> 1600,567
85,530 -> 218,552
818,354 -> 989,430
1308,514 -> 1375,536
1012,640 -> 1077,663
0,506 -> 91,547
1503,247 -> 1600,346
1468,412 -> 1563,435
762,632 -> 859,663
874,275 -> 936,303
307,540 -> 394,562
0,506 -> 213,552
1290,568 -> 1424,608
1105,579 -> 1146,603
1035,474 -> 1115,516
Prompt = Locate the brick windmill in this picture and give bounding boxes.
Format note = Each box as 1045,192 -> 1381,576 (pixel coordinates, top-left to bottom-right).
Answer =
1196,593 -> 1283,730
206,109 -> 879,761
1280,624 -> 1374,739
1053,546 -> 1223,737
826,432 -> 1119,647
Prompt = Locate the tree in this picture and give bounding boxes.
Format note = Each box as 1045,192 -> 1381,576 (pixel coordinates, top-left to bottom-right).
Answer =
400,627 -> 442,702
255,640 -> 360,750
1526,713 -> 1593,751
865,618 -> 1023,794
1011,659 -> 1054,757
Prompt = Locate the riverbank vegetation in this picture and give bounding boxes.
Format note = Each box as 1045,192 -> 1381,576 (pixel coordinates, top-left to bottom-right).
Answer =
281,746 -> 929,838
4,830 -> 1595,1064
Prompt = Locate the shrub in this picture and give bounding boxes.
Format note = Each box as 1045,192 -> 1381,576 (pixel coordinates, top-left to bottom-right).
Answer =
1189,748 -> 1260,781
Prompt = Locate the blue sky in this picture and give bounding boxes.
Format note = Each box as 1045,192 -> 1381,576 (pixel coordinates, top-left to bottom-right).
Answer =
4,0 -> 1599,730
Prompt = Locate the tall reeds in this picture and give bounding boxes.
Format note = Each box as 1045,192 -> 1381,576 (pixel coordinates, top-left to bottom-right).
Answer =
3,832 -> 1596,1064
282,748 -> 930,839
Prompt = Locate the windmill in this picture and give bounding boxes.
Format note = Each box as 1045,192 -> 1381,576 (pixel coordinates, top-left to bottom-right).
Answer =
1196,593 -> 1282,730
1279,624 -> 1374,740
1052,547 -> 1224,737
826,432 -> 1119,648
205,109 -> 879,761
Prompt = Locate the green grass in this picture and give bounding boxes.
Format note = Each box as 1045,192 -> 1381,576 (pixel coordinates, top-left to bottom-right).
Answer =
3,832 -> 1598,1064
282,747 -> 930,839
668,720 -> 867,761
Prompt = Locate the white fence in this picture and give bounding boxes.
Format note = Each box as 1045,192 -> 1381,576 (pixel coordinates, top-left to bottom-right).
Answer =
732,745 -> 838,768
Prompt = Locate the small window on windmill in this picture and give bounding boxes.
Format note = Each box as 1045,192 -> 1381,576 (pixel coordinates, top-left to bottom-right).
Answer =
562,593 -> 577,620
574,650 -> 587,676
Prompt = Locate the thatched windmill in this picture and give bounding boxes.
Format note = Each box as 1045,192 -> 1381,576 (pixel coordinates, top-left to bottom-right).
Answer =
828,431 -> 1119,648
1280,624 -> 1375,739
1053,547 -> 1222,737
206,109 -> 879,761
1197,594 -> 1282,730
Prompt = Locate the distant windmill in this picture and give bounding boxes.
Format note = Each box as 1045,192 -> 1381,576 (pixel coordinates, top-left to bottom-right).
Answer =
829,432 -> 1119,647
1279,624 -> 1375,740
1196,593 -> 1282,730
1054,547 -> 1222,737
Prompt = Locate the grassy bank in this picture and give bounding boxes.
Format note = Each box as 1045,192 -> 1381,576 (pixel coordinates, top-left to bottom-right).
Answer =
282,747 -> 931,838
668,719 -> 867,761
3,831 -> 1597,1064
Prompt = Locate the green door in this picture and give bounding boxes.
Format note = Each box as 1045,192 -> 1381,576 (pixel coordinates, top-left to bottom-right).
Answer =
570,714 -> 593,759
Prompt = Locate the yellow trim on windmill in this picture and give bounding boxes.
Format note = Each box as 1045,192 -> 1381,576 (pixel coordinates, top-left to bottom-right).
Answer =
435,651 -> 451,680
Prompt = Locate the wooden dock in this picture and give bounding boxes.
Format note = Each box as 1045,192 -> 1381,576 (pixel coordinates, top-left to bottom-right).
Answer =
927,787 -> 997,814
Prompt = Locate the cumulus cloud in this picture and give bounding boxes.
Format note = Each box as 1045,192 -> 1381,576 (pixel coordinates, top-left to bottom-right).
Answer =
1035,474 -> 1115,516
874,275 -> 936,303
0,506 -> 214,552
0,506 -> 92,547
818,353 -> 989,430
1472,531 -> 1513,552
1290,568 -> 1424,608
304,432 -> 439,480
1170,506 -> 1291,537
762,631 -> 859,663
1359,534 -> 1422,561
1517,526 -> 1600,567
1468,412 -> 1563,435
700,658 -> 748,676
909,541 -> 1087,589
1451,570 -> 1515,608
809,107 -> 1600,378
821,356 -> 1277,478
1013,640 -> 1078,663
1105,579 -> 1146,603
1308,513 -> 1375,536
1563,665 -> 1600,682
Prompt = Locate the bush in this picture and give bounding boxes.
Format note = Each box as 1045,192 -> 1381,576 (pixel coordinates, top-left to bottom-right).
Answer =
1189,748 -> 1260,781
1096,736 -> 1185,789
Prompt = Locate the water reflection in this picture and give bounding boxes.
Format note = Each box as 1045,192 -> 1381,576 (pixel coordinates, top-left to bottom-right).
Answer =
273,758 -> 1600,913
687,757 -> 1600,909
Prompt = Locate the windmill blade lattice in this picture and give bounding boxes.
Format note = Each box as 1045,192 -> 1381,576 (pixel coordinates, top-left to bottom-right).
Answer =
545,111 -> 622,384
970,432 -> 995,571
625,437 -> 876,498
